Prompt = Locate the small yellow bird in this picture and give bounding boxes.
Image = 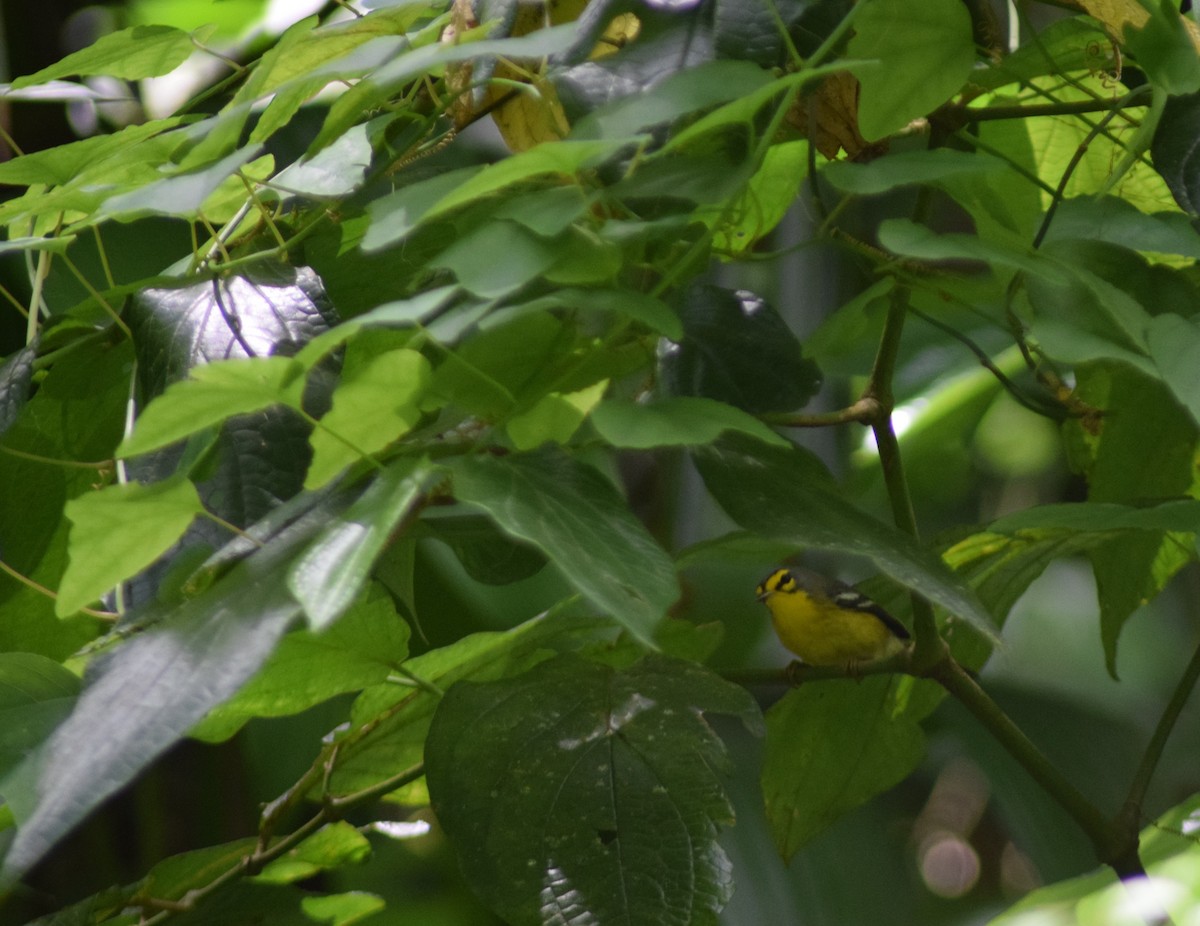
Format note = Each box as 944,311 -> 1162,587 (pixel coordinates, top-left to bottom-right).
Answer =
755,567 -> 911,669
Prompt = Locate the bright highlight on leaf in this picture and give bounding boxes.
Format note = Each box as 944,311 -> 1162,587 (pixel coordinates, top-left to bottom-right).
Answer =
57,477 -> 205,617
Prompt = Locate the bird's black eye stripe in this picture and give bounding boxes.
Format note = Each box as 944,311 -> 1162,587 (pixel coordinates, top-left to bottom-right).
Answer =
776,570 -> 794,591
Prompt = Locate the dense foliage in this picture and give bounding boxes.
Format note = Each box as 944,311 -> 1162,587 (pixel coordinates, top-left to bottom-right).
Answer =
1,0 -> 1200,923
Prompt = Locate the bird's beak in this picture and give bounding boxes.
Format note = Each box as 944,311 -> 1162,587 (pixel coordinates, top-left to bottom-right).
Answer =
755,589 -> 769,602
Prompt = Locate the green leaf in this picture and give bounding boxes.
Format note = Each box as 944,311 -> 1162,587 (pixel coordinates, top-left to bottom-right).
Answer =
1064,362 -> 1199,675
95,145 -> 265,221
312,25 -> 588,152
573,59 -> 773,140
969,17 -> 1110,92
11,25 -> 194,88
306,348 -> 432,489
0,500 -> 331,879
1153,90 -> 1200,214
506,287 -> 682,339
431,221 -> 560,299
823,149 -> 1007,195
133,839 -> 257,905
1043,195 -> 1200,259
709,139 -> 809,252
118,356 -> 307,458
289,460 -> 436,629
450,450 -> 678,643
878,217 -> 1055,279
1148,314 -> 1200,427
326,609 -> 618,796
507,380 -> 608,450
0,654 -> 80,780
57,477 -> 205,617
257,822 -> 373,884
1121,0 -> 1200,94
660,284 -> 822,415
425,654 -> 761,926
592,396 -> 787,449
694,435 -> 997,639
0,117 -> 189,187
846,0 -> 975,141
0,338 -> 131,660
302,892 -> 386,926
424,514 -> 548,585
192,586 -> 410,742
989,500 -> 1200,534
763,678 -> 927,856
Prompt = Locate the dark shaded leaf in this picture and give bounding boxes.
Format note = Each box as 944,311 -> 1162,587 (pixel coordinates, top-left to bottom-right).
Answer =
426,654 -> 761,926
660,284 -> 821,414
1152,90 -> 1200,215
1062,362 -> 1198,676
326,609 -> 619,797
0,654 -> 80,782
450,449 -> 679,643
763,678 -> 927,856
0,343 -> 37,440
0,494 -> 341,880
424,514 -> 549,585
694,435 -> 996,637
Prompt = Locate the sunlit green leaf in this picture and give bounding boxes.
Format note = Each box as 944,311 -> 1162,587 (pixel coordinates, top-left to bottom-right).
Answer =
57,477 -> 205,617
507,380 -> 608,450
11,25 -> 194,88
306,348 -> 431,489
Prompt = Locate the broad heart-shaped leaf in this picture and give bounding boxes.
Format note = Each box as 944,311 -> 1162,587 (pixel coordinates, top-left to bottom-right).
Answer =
190,586 -> 410,743
694,435 -> 996,639
846,0 -> 975,142
289,459 -> 438,629
10,25 -> 193,88
0,654 -> 80,782
127,264 -> 338,400
449,450 -> 679,644
56,476 -> 205,617
0,494 -> 339,881
425,654 -> 762,926
763,678 -> 928,857
660,284 -> 821,415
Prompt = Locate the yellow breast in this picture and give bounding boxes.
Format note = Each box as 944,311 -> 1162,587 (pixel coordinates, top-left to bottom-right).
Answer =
765,588 -> 905,667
